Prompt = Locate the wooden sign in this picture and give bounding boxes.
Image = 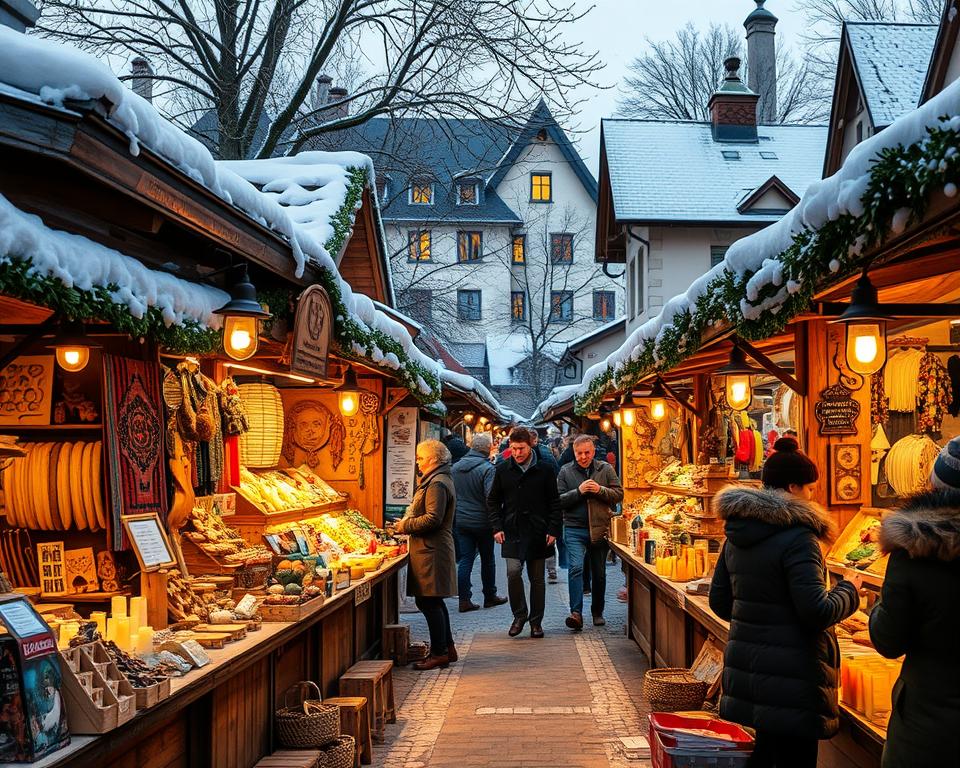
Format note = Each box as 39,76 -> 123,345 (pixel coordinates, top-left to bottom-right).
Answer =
690,638 -> 725,698
122,513 -> 177,572
290,285 -> 334,379
814,383 -> 860,436
64,548 -> 99,594
831,444 -> 863,505
354,579 -> 372,606
36,542 -> 67,597
0,356 -> 54,426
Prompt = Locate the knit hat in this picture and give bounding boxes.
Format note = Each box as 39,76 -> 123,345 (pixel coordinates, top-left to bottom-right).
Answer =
762,438 -> 818,490
931,435 -> 960,490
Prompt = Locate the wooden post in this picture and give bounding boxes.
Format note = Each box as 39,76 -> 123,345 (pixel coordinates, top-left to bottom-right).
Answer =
141,569 -> 170,630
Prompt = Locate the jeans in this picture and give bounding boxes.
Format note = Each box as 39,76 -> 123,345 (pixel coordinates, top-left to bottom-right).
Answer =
414,596 -> 452,656
505,558 -> 545,626
564,526 -> 607,617
747,732 -> 818,768
454,526 -> 497,601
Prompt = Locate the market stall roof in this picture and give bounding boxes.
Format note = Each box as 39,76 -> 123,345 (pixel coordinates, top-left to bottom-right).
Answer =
545,71 -> 960,415
530,384 -> 580,424
0,27 -> 442,404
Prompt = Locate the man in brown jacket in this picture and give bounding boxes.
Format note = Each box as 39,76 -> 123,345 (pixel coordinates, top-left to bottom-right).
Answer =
557,435 -> 623,630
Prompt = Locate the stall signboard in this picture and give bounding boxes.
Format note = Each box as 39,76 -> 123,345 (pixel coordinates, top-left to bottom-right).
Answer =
814,383 -> 860,436
385,406 -> 418,506
290,285 -> 334,380
0,595 -> 70,761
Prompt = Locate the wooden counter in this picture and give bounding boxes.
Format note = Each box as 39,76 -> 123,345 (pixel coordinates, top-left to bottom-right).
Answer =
610,541 -> 884,768
7,555 -> 407,768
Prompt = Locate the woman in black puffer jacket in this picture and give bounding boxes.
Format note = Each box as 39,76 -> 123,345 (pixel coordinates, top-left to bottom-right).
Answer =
710,439 -> 861,768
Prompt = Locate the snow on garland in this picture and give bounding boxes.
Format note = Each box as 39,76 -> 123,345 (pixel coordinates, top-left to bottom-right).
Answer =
574,100 -> 960,414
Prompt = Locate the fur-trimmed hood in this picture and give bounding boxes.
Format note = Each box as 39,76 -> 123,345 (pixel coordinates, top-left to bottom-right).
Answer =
715,485 -> 835,543
881,488 -> 960,560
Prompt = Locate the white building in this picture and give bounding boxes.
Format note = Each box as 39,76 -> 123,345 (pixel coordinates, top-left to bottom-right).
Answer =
313,102 -> 621,415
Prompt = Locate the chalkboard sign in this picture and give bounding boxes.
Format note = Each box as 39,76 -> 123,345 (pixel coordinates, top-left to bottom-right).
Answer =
814,383 -> 860,436
122,513 -> 177,572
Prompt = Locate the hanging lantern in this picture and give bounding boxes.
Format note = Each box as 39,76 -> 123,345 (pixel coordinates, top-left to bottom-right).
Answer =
238,382 -> 284,467
717,343 -> 761,412
613,411 -> 622,428
47,320 -> 101,373
647,378 -> 669,422
334,367 -> 362,417
463,412 -> 475,424
832,271 -> 889,376
618,393 -> 636,428
213,265 -> 272,361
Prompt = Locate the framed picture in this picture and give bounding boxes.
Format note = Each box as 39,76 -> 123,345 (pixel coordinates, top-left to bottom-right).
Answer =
0,355 -> 55,426
36,542 -> 68,597
831,443 -> 863,505
121,513 -> 177,572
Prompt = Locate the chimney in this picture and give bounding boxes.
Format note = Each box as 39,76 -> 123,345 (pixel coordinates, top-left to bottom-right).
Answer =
328,86 -> 349,119
0,0 -> 39,32
313,74 -> 332,111
131,56 -> 154,103
744,0 -> 778,124
707,57 -> 759,143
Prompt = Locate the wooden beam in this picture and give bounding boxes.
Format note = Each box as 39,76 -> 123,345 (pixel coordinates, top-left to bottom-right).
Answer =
736,337 -> 806,397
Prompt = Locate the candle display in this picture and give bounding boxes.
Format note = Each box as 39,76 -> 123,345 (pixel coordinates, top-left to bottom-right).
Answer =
136,626 -> 154,655
90,611 -> 107,639
106,617 -> 118,644
116,617 -> 130,652
111,595 -> 127,618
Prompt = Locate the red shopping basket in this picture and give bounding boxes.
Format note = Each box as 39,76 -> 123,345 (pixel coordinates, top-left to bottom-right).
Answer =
649,712 -> 754,768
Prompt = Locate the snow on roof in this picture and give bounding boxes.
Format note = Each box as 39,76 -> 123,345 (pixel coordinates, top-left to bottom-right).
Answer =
447,342 -> 488,369
555,71 -> 960,412
565,317 -> 626,353
846,22 -> 938,128
0,193 -> 229,329
439,368 -> 524,424
531,384 -> 579,422
601,120 -> 827,223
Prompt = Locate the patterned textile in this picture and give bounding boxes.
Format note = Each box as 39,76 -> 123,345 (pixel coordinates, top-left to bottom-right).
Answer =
871,370 -> 889,426
918,353 -> 952,435
103,354 -> 167,549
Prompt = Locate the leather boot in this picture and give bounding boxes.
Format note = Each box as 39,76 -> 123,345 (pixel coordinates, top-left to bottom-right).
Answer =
447,642 -> 458,663
459,599 -> 480,613
413,654 -> 449,670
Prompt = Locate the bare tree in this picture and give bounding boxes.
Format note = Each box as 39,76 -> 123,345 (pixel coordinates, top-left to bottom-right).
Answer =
37,0 -> 603,160
617,22 -> 826,124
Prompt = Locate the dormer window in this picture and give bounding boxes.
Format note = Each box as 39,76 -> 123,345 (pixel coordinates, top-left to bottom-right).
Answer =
409,181 -> 434,205
721,150 -> 740,161
457,181 -> 479,205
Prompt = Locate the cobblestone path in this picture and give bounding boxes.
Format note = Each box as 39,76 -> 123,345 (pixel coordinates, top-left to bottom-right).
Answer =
372,551 -> 652,767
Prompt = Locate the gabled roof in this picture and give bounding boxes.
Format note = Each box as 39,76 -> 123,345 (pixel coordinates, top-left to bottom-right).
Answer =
845,21 -> 938,128
565,317 -> 625,354
447,342 -> 489,369
600,119 -> 826,224
922,0 -> 960,103
487,99 -> 598,203
736,175 -> 800,215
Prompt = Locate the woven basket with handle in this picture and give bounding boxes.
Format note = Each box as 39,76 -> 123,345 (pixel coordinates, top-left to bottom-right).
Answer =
319,735 -> 355,768
642,668 -> 708,712
275,681 -> 340,748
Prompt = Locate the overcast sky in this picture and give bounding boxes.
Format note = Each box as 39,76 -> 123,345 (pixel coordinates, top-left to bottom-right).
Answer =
568,0 -> 809,173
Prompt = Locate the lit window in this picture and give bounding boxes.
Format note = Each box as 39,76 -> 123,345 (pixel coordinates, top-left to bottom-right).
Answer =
457,231 -> 482,262
458,290 -> 482,321
530,173 -> 552,202
410,182 -> 433,205
511,291 -> 527,322
407,230 -> 431,261
512,235 -> 526,264
593,291 -> 615,321
457,182 -> 478,205
551,233 -> 573,264
550,291 -> 573,322
710,245 -> 728,268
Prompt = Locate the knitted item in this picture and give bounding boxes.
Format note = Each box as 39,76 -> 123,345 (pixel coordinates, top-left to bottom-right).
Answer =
931,435 -> 960,491
762,439 -> 818,490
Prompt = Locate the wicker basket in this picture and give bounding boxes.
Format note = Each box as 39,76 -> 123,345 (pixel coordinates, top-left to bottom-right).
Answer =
275,682 -> 341,748
319,735 -> 355,768
236,562 -> 272,590
642,668 -> 708,712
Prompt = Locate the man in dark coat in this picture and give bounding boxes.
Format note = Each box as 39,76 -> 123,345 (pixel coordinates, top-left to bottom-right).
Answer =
451,432 -> 507,612
869,439 -> 960,768
487,426 -> 562,638
709,440 -> 861,767
442,430 -> 469,464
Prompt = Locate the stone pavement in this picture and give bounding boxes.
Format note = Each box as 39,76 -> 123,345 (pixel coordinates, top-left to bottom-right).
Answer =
371,548 -> 652,767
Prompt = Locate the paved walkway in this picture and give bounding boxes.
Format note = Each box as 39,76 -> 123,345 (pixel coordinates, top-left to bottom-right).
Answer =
372,550 -> 652,767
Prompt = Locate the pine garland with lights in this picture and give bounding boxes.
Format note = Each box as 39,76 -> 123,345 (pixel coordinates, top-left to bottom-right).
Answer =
574,120 -> 960,414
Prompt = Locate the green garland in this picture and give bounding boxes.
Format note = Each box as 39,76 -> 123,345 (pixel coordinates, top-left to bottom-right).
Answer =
574,120 -> 960,414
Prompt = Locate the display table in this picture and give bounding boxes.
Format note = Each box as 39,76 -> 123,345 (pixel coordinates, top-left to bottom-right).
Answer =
610,541 -> 884,768
3,555 -> 407,768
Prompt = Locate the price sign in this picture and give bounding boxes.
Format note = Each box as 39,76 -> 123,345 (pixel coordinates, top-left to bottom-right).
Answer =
122,513 -> 177,572
354,580 -> 372,606
814,383 -> 860,436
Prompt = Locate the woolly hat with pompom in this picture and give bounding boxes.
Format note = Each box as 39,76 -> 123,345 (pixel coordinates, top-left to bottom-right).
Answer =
762,438 -> 819,490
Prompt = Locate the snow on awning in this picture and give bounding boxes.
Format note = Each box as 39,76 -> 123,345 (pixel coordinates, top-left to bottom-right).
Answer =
562,72 -> 960,415
439,368 -> 525,425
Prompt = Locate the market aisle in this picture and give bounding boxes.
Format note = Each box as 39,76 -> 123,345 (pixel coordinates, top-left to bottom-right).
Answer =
373,554 -> 651,767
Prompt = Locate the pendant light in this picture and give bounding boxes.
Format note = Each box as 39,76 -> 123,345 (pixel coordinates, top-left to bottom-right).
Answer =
47,320 -> 101,373
213,265 -> 272,361
716,343 -> 761,411
613,411 -> 622,428
618,392 -> 637,428
831,271 -> 889,376
463,412 -> 475,424
647,378 -> 669,422
334,367 -> 363,417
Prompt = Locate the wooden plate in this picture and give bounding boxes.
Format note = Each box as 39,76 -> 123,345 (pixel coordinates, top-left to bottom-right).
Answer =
3,459 -> 18,527
22,443 -> 37,529
70,442 -> 86,531
80,442 -> 97,532
47,443 -> 62,530
57,443 -> 72,530
12,447 -> 24,527
92,442 -> 106,531
36,443 -> 53,530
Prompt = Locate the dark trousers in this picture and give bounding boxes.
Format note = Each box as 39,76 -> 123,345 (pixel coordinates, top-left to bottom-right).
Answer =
454,526 -> 497,601
414,596 -> 452,656
747,732 -> 818,768
505,558 -> 545,626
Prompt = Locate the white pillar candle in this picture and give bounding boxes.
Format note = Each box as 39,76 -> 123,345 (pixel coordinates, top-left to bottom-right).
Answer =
111,596 -> 127,619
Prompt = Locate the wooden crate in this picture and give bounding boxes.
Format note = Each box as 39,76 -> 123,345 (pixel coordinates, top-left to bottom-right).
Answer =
180,535 -> 243,577
382,624 -> 409,666
259,595 -> 326,623
60,642 -> 136,734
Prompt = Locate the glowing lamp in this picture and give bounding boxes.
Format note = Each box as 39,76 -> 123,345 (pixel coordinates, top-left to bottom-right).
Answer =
716,343 -> 761,412
47,321 -> 101,373
613,411 -> 622,428
622,408 -> 636,427
647,378 -> 669,422
831,272 -> 889,376
600,417 -> 613,432
212,265 -> 271,361
334,367 -> 362,417
464,412 -> 475,424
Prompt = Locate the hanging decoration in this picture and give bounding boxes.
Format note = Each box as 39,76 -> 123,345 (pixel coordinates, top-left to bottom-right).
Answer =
238,383 -> 285,468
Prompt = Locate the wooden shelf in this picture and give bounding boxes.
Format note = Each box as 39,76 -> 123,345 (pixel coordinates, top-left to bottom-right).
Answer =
840,703 -> 888,742
0,424 -> 103,432
649,483 -> 714,498
827,561 -> 885,589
